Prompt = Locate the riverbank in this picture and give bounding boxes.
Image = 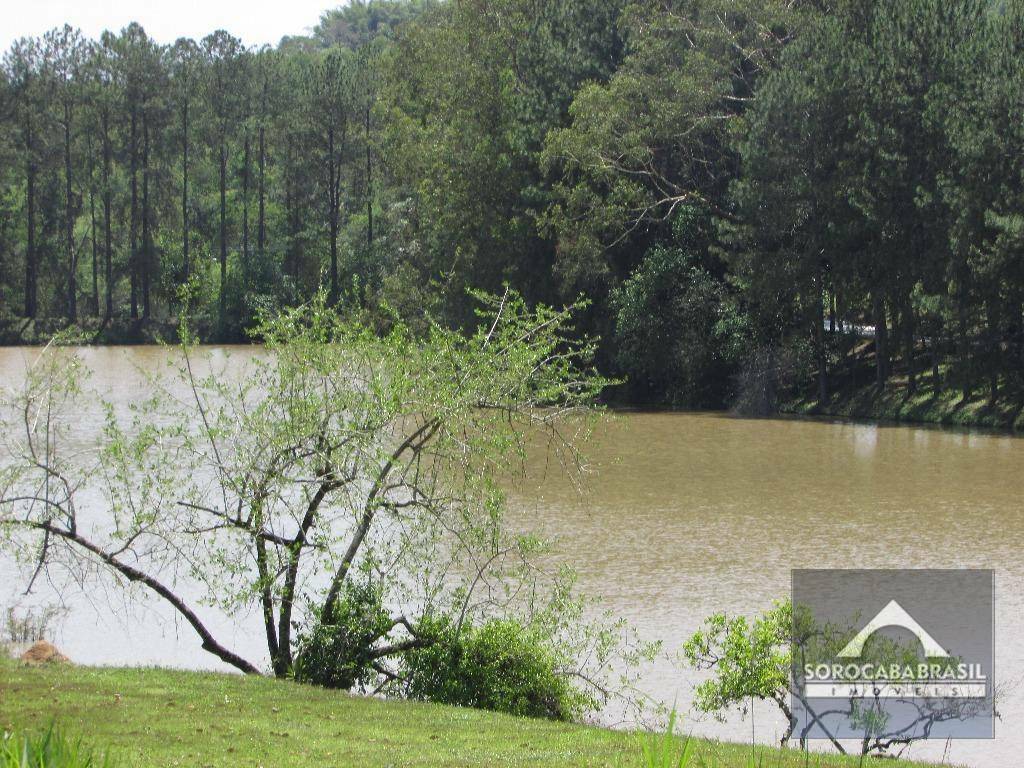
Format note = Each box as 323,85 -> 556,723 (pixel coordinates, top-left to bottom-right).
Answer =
783,377 -> 1024,432
0,315 -> 198,347
0,662 -> 946,768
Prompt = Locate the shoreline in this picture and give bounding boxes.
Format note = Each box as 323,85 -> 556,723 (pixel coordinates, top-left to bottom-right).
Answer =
782,385 -> 1024,434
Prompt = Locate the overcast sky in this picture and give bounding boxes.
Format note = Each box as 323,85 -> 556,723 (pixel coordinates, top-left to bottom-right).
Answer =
1,0 -> 336,51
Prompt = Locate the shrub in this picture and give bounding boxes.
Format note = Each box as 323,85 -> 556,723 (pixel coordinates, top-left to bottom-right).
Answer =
293,577 -> 392,691
0,726 -> 114,768
402,616 -> 590,721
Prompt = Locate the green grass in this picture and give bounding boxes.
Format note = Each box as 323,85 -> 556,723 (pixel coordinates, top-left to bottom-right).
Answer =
2,725 -> 114,767
0,661 -> 949,768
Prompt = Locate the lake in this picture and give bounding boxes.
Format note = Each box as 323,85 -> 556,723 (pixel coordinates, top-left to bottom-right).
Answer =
1,345 -> 1020,766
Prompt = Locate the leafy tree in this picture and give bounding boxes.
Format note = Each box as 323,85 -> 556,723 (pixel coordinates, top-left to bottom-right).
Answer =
310,0 -> 441,50
0,291 -> 637,716
380,0 -> 627,326
201,30 -> 246,335
542,0 -> 804,300
2,38 -> 46,319
612,236 -> 747,406
683,599 -> 988,755
301,48 -> 353,304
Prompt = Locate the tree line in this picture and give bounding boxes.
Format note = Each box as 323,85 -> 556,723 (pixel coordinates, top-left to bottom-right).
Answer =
1,0 -> 1022,411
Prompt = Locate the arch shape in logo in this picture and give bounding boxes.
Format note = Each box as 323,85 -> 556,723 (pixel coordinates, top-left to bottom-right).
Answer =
837,599 -> 949,659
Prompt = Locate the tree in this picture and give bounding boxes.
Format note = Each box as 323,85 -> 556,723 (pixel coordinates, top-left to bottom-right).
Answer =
0,291 -> 621,704
83,34 -> 121,321
201,30 -> 245,336
541,0 -> 803,300
736,0 -> 992,400
302,48 -> 352,304
379,0 -> 627,327
103,23 -> 165,323
310,0 -> 441,50
3,39 -> 45,319
683,599 -> 990,756
612,238 -> 747,406
169,38 -> 201,285
44,26 -> 87,324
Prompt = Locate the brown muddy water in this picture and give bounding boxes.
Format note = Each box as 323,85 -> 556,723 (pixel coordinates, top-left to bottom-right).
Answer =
0,346 -> 1021,766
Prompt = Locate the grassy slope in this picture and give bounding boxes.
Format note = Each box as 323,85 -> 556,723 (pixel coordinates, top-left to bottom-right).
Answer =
784,369 -> 1024,432
0,662 -> 947,768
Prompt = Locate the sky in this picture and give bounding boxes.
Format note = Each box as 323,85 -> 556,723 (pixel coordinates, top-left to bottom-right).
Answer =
1,0 -> 336,52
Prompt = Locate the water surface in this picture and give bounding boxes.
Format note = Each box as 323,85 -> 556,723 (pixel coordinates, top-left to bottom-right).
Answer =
1,346 -> 1020,766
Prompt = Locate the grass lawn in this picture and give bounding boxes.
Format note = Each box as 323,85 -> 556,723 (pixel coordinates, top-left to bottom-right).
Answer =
0,660 -> 951,768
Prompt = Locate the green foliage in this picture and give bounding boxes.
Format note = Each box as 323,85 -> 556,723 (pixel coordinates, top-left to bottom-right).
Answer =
541,0 -> 804,297
403,616 -> 592,721
306,0 -> 441,50
637,710 -> 695,768
0,727 -> 114,768
612,242 -> 747,406
293,574 -> 392,691
682,601 -> 792,721
2,0 -> 1024,411
1,290 -> 643,716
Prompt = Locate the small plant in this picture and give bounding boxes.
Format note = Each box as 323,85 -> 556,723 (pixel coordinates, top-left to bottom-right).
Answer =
0,726 -> 114,768
638,709 -> 695,768
3,605 -> 67,644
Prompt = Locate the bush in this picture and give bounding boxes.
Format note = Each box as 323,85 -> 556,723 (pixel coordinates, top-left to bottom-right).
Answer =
0,726 -> 114,768
293,577 -> 392,691
402,616 -> 589,721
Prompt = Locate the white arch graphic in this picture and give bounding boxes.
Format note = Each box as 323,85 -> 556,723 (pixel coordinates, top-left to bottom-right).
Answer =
837,599 -> 948,659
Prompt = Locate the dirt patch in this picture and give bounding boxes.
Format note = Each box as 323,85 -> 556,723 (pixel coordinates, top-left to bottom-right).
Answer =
19,640 -> 70,665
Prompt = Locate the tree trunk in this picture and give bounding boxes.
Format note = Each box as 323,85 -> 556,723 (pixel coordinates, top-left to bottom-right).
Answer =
181,100 -> 189,282
24,133 -> 37,319
258,123 -> 266,262
874,294 -> 889,388
89,177 -> 98,316
219,142 -> 227,336
102,113 -> 113,320
328,126 -> 339,303
957,280 -> 971,401
242,134 -> 250,279
141,115 -> 151,320
365,103 -> 373,248
987,303 -> 999,408
129,110 -> 139,321
64,101 -> 76,323
814,265 -> 827,403
903,299 -> 916,396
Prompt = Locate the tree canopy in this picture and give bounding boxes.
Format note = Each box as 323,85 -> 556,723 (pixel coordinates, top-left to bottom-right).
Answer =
0,0 -> 1023,412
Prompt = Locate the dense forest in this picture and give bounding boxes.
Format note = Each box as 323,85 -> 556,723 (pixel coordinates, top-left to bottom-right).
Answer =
1,0 -> 1022,411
